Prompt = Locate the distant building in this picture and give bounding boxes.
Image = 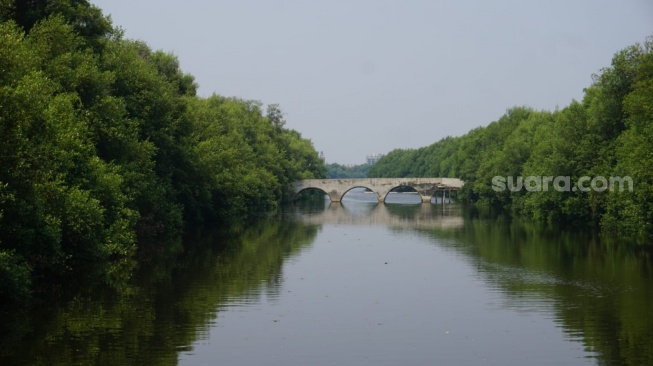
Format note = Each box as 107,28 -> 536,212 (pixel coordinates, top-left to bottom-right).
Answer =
318,151 -> 325,162
366,153 -> 384,165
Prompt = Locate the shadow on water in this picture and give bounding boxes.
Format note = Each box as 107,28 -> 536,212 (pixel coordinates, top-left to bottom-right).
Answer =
2,198 -> 652,365
288,199 -> 653,365
414,207 -> 653,366
0,218 -> 321,365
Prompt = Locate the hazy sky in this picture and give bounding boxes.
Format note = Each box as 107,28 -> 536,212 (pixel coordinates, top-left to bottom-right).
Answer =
92,0 -> 652,164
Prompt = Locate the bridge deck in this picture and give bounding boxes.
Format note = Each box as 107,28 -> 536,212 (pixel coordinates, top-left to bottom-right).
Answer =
292,177 -> 464,203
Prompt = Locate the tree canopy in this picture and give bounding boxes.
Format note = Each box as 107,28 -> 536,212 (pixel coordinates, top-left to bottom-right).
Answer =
369,36 -> 653,244
0,0 -> 325,304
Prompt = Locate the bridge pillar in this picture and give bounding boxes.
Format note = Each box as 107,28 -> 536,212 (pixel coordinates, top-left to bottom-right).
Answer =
292,178 -> 464,205
377,189 -> 391,203
327,191 -> 342,202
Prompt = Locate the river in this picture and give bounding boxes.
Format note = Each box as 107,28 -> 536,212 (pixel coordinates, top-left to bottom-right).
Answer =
1,189 -> 652,365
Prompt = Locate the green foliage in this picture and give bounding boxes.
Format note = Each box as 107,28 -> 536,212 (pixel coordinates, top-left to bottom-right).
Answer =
0,219 -> 319,365
326,163 -> 371,178
603,37 -> 653,240
11,0 -> 113,51
0,3 -> 325,303
369,37 -> 653,243
367,148 -> 419,177
421,214 -> 653,365
0,250 -> 31,305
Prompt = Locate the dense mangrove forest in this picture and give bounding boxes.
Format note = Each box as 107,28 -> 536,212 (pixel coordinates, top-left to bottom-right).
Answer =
369,37 -> 653,244
1,2 -> 653,365
0,0 -> 325,306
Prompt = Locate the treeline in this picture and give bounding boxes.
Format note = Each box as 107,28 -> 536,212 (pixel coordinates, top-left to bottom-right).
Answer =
0,1 -> 324,303
369,37 -> 653,244
326,163 -> 371,178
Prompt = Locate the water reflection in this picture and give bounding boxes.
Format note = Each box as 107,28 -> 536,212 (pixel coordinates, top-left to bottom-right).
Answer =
289,202 -> 653,365
415,212 -> 653,366
1,201 -> 652,366
290,188 -> 464,229
291,202 -> 464,230
0,220 -> 320,365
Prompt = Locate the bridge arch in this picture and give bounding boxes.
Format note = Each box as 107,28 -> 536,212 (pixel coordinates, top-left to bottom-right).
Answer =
291,178 -> 464,204
293,186 -> 330,200
385,185 -> 422,204
341,186 -> 379,202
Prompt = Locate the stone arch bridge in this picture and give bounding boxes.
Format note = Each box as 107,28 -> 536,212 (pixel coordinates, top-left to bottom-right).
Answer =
292,178 -> 464,203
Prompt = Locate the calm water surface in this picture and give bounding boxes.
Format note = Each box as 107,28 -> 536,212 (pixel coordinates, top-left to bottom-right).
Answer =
1,190 -> 652,365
